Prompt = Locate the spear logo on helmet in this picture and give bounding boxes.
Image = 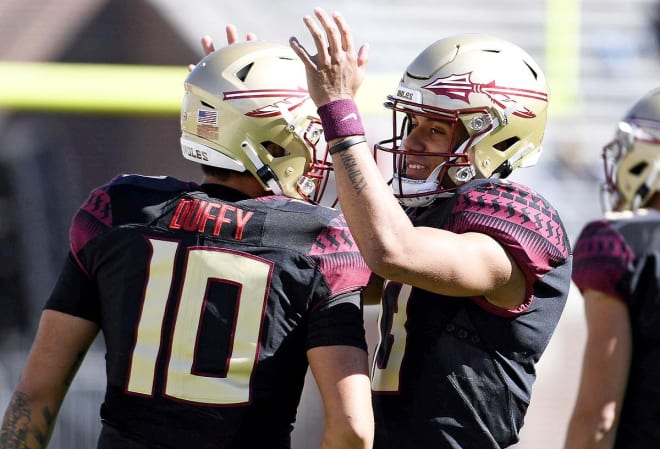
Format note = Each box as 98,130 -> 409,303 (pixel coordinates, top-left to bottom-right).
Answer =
422,72 -> 547,119
223,88 -> 310,118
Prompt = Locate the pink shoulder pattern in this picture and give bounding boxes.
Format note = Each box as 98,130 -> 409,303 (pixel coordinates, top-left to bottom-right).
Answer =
572,219 -> 633,301
449,182 -> 569,277
70,187 -> 112,262
310,215 -> 371,296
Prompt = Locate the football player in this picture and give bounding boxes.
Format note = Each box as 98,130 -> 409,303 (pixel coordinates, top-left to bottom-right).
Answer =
564,87 -> 660,449
0,41 -> 374,449
290,8 -> 572,449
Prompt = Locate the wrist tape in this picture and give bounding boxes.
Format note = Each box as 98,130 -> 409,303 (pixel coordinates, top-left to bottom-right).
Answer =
328,136 -> 367,155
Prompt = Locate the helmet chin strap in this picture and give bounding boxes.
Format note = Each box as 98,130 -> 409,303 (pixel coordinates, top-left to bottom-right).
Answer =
392,134 -> 472,207
240,141 -> 283,195
237,104 -> 304,197
392,163 -> 450,207
599,183 -> 617,214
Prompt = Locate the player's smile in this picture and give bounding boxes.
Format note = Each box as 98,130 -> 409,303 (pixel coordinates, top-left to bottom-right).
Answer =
401,114 -> 465,181
404,157 -> 442,180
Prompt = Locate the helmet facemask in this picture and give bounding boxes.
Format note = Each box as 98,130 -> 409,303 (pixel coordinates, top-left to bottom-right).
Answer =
375,96 -> 505,207
295,118 -> 334,204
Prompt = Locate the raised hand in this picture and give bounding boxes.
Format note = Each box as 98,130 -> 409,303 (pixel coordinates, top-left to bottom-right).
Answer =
289,8 -> 369,107
187,25 -> 258,71
225,24 -> 257,46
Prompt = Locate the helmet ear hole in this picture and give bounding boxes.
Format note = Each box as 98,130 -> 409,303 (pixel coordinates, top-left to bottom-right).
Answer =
262,141 -> 286,158
629,162 -> 647,175
494,136 -> 520,152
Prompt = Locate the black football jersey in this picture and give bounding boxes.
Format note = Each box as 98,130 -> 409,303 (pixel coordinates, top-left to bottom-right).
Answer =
371,179 -> 572,449
572,209 -> 660,449
45,174 -> 371,449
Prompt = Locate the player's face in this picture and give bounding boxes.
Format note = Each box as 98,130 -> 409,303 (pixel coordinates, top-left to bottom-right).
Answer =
401,114 -> 468,181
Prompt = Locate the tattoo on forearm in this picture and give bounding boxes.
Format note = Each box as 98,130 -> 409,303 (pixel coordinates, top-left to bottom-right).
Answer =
0,392 -> 55,449
1,392 -> 32,449
339,152 -> 368,194
35,406 -> 55,447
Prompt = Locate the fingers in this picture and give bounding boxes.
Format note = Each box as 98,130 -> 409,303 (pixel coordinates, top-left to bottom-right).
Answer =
201,35 -> 215,55
302,13 -> 330,67
188,35 -> 215,72
332,11 -> 369,73
187,24 -> 254,74
226,25 -> 257,45
332,11 -> 352,53
225,24 -> 239,45
304,8 -> 364,66
289,37 -> 316,69
291,8 -> 367,73
357,43 -> 370,71
313,8 -> 341,58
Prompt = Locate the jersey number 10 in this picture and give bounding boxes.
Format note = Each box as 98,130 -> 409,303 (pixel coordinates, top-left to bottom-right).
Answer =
126,238 -> 271,405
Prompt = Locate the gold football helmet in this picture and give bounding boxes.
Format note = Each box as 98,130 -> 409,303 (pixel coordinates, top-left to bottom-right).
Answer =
601,87 -> 660,212
376,34 -> 550,207
181,41 -> 331,203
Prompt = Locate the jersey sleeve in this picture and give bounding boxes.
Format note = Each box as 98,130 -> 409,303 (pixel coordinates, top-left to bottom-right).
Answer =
308,213 -> 372,297
306,291 -> 367,351
45,253 -> 101,323
303,212 -> 370,350
446,181 -> 571,313
572,219 -> 634,302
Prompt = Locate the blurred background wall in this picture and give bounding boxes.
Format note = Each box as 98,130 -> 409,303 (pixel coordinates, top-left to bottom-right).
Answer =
0,0 -> 658,448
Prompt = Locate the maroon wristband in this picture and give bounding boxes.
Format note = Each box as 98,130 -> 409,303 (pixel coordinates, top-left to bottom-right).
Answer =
317,99 -> 366,141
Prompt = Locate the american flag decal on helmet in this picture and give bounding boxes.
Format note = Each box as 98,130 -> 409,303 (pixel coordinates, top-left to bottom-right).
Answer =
223,88 -> 310,118
422,72 -> 548,118
196,109 -> 218,125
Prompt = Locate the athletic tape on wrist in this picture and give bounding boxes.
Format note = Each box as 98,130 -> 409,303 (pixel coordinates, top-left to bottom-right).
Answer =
328,136 -> 367,155
317,99 -> 365,141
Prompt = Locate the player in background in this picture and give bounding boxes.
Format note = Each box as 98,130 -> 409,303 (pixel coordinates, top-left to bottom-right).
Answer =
564,87 -> 660,449
290,8 -> 572,449
0,40 -> 374,449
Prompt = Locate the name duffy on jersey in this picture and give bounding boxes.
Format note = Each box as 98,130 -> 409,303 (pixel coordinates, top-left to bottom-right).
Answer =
168,197 -> 254,240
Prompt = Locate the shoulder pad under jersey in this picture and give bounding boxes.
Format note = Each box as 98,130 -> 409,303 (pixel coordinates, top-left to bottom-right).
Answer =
447,179 -> 570,280
256,197 -> 371,296
572,219 -> 633,301
70,174 -> 198,258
